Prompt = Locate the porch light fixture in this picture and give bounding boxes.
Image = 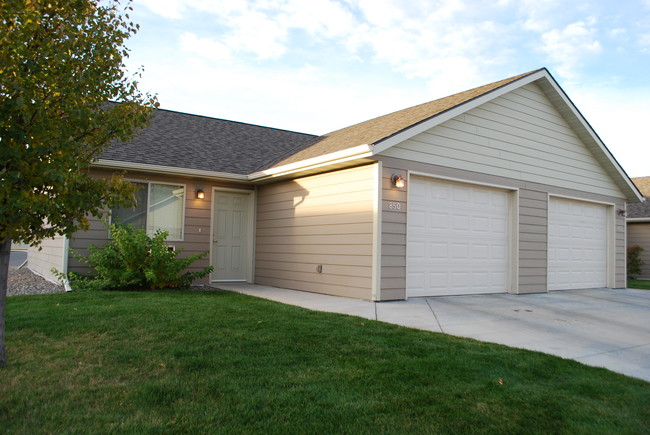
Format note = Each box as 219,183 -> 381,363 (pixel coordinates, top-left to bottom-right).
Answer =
196,189 -> 205,200
617,208 -> 626,217
391,175 -> 406,189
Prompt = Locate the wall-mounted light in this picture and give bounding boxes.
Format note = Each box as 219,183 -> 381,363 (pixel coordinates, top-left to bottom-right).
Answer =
196,189 -> 205,200
617,208 -> 626,217
391,174 -> 406,189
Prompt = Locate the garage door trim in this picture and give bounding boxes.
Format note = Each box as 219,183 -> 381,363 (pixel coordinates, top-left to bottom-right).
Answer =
406,172 -> 519,298
547,194 -> 616,290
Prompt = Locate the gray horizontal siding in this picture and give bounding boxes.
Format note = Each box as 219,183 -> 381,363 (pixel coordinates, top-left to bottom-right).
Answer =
381,82 -> 624,198
376,154 -> 628,294
518,188 -> 548,294
380,162 -> 407,300
68,169 -> 249,284
627,222 -> 650,279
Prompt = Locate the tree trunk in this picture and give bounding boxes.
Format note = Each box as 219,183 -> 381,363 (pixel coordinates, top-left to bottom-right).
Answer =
0,238 -> 11,367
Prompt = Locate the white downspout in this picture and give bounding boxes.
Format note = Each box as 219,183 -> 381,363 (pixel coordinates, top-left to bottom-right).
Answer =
62,236 -> 72,292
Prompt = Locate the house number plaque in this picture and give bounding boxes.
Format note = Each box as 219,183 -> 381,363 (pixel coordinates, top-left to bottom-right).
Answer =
388,202 -> 402,211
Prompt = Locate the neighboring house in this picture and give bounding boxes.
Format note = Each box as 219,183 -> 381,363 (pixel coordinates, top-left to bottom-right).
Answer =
28,68 -> 643,300
627,177 -> 650,279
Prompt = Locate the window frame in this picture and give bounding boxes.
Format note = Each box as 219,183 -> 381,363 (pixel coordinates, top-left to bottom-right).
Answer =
110,179 -> 187,242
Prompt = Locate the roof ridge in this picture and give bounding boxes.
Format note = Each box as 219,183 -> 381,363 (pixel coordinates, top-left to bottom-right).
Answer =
151,106 -> 318,137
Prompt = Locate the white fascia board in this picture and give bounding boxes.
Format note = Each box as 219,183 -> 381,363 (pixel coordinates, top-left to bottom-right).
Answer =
250,144 -> 374,181
93,159 -> 249,181
537,74 -> 644,203
627,218 -> 650,223
372,70 -> 548,155
97,144 -> 374,184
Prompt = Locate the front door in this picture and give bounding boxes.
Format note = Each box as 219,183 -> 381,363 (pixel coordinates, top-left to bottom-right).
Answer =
212,191 -> 250,281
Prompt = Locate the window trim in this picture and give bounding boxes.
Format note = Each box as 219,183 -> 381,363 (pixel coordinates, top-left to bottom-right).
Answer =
110,179 -> 186,242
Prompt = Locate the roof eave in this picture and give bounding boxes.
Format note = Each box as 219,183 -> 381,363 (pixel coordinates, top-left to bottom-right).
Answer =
93,159 -> 249,182
95,145 -> 376,183
249,144 -> 374,182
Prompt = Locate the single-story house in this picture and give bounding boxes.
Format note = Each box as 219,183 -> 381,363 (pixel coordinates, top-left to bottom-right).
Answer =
28,68 -> 643,300
627,177 -> 650,279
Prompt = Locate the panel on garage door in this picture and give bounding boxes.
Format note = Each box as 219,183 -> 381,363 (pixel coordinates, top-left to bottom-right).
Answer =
548,197 -> 608,290
407,177 -> 510,297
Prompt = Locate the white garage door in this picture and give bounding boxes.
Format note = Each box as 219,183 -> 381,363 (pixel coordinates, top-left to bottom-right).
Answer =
407,177 -> 510,297
548,197 -> 608,290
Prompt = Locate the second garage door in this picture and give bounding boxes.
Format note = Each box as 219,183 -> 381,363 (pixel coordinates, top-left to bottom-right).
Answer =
548,197 -> 608,290
407,177 -> 511,297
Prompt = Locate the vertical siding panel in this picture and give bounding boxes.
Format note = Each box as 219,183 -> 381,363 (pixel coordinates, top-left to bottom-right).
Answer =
255,164 -> 376,299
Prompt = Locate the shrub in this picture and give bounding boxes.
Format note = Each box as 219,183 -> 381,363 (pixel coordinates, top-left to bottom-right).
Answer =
69,223 -> 213,290
627,245 -> 644,278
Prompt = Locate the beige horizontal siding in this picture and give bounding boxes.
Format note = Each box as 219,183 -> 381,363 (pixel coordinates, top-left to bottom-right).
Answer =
27,235 -> 65,283
381,82 -> 624,198
255,164 -> 376,299
627,222 -> 650,279
67,169 -> 250,284
376,154 -> 628,294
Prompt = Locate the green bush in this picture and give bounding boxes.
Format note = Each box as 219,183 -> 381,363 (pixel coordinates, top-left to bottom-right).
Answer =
69,223 -> 213,290
627,245 -> 644,278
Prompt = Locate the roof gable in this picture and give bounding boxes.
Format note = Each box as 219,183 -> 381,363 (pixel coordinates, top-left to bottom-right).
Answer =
266,68 -> 641,201
381,81 -> 625,198
272,70 -> 541,167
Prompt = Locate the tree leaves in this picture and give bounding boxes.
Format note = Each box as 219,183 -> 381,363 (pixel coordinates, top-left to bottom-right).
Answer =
0,0 -> 158,245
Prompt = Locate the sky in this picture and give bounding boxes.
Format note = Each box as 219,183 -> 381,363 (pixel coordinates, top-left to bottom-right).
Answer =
122,0 -> 650,177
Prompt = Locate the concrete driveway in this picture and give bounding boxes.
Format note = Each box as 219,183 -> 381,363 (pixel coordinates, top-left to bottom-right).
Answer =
217,283 -> 650,382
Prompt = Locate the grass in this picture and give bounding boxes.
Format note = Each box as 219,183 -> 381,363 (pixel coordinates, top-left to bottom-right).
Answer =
628,279 -> 650,290
1,290 -> 649,434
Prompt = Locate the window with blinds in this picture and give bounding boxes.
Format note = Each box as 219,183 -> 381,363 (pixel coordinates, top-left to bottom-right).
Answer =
111,182 -> 185,241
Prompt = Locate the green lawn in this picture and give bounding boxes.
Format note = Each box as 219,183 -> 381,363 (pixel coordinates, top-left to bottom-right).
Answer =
1,290 -> 649,434
628,279 -> 650,290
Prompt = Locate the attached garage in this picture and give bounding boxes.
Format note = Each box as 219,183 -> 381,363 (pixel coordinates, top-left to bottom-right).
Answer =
547,197 -> 610,290
406,176 -> 515,297
38,68 -> 641,301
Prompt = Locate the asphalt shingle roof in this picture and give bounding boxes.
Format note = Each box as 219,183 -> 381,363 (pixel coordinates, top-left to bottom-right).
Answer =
100,109 -> 319,175
270,69 -> 542,168
628,177 -> 650,218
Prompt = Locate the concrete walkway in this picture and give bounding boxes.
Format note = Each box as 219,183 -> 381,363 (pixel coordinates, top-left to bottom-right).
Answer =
216,283 -> 650,382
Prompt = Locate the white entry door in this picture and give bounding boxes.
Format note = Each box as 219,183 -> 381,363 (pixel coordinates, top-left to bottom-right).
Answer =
548,197 -> 608,290
212,191 -> 250,281
407,177 -> 511,297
